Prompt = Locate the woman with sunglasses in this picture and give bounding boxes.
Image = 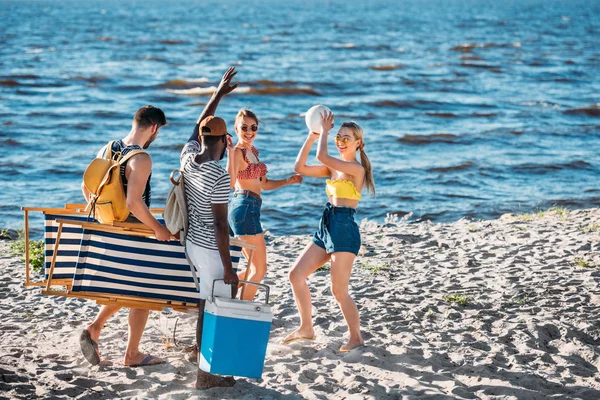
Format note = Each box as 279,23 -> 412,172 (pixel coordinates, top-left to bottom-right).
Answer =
283,111 -> 375,353
228,109 -> 303,300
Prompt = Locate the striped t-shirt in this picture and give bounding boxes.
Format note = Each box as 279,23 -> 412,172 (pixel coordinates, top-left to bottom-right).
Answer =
181,140 -> 230,250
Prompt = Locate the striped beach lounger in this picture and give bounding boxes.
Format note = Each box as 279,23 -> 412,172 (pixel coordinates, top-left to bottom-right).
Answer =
37,211 -> 244,308
70,228 -> 242,304
44,213 -> 89,281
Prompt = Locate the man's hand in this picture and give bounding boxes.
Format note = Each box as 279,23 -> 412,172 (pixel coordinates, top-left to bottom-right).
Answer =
216,67 -> 238,96
286,174 -> 303,185
154,225 -> 172,242
223,268 -> 239,293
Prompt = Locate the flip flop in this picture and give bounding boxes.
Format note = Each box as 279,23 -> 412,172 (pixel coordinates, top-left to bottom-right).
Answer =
339,343 -> 366,354
79,329 -> 100,366
128,354 -> 166,367
280,334 -> 316,345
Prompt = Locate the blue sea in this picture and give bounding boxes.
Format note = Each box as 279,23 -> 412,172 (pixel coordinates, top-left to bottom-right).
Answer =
1,0 -> 599,237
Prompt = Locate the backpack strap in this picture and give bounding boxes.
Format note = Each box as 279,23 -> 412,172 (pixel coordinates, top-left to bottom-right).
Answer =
105,140 -> 116,160
117,149 -> 147,166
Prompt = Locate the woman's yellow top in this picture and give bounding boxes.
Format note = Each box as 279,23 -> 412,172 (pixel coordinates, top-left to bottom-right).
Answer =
325,179 -> 362,200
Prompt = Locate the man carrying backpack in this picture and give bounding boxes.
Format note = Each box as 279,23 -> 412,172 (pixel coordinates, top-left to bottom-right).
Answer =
79,105 -> 172,367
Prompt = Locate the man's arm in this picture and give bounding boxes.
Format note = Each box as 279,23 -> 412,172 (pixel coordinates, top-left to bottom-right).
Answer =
188,67 -> 238,143
125,154 -> 172,241
212,203 -> 238,287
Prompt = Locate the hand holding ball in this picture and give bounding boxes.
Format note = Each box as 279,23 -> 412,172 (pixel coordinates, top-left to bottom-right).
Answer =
305,105 -> 332,134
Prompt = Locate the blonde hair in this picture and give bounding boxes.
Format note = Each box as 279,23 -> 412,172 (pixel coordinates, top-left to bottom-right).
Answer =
235,109 -> 259,127
341,121 -> 375,196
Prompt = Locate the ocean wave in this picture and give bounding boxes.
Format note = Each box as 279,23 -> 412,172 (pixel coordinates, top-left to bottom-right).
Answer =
522,101 -> 561,108
428,161 -> 477,173
56,122 -> 93,130
336,112 -> 377,120
511,160 -> 594,174
45,168 -> 80,176
0,161 -> 27,168
372,99 -> 442,109
247,86 -> 319,96
397,133 -> 460,145
158,78 -> 210,89
460,63 -> 502,72
0,139 -> 21,146
167,85 -> 319,96
28,111 -> 63,118
159,40 -> 189,45
1,74 -> 39,79
564,104 -> 600,117
0,79 -> 20,87
370,64 -> 406,71
167,86 -> 218,95
426,112 -> 457,118
69,75 -> 111,84
460,55 -> 482,61
451,42 -> 521,52
154,144 -> 184,151
253,79 -> 298,86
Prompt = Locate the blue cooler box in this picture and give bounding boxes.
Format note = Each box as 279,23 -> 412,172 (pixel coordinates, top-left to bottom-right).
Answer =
200,280 -> 272,379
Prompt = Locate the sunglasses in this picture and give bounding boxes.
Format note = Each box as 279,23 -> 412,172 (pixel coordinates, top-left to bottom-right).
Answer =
241,125 -> 258,132
335,135 -> 354,144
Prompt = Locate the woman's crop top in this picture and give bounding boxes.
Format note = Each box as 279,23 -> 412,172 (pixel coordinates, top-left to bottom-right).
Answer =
237,146 -> 268,180
325,179 -> 362,200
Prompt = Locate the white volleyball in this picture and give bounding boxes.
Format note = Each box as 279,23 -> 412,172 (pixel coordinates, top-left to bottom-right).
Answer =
305,105 -> 332,133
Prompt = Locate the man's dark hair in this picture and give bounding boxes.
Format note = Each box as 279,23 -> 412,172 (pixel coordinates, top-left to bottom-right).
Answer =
133,105 -> 167,129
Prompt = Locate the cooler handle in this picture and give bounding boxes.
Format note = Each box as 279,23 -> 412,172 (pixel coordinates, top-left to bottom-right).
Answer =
211,279 -> 270,305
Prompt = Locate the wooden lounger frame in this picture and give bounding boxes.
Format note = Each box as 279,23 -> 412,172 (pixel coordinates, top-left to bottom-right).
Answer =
21,205 -> 256,312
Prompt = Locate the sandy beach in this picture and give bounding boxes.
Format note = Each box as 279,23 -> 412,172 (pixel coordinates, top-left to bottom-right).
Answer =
1,208 -> 600,399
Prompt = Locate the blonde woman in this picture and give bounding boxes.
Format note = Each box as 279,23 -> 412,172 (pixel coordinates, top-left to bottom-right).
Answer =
284,112 -> 374,352
227,109 -> 303,300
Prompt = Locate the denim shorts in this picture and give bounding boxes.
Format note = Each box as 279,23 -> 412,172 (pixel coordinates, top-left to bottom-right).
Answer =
312,203 -> 361,255
228,190 -> 263,236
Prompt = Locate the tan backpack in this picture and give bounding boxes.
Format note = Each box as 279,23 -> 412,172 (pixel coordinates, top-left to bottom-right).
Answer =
83,141 -> 146,224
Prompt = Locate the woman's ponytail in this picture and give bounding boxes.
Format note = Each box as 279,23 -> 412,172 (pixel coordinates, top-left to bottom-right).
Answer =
341,122 -> 376,196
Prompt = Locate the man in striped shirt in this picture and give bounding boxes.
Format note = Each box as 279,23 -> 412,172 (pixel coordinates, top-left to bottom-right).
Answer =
182,67 -> 240,389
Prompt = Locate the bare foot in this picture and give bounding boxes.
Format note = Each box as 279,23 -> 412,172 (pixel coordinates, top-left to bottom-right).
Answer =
339,340 -> 365,353
86,325 -> 101,343
281,328 -> 316,344
195,370 -> 236,389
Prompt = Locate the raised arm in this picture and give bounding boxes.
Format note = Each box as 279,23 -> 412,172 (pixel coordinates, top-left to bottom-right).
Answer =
188,67 -> 238,142
293,132 -> 331,178
316,112 -> 364,176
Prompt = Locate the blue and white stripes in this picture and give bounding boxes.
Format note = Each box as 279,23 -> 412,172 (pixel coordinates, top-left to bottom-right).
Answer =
44,213 -> 242,305
44,214 -> 88,280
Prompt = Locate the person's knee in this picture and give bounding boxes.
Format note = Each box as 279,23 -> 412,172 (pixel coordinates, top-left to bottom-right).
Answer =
331,283 -> 349,302
288,266 -> 304,285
